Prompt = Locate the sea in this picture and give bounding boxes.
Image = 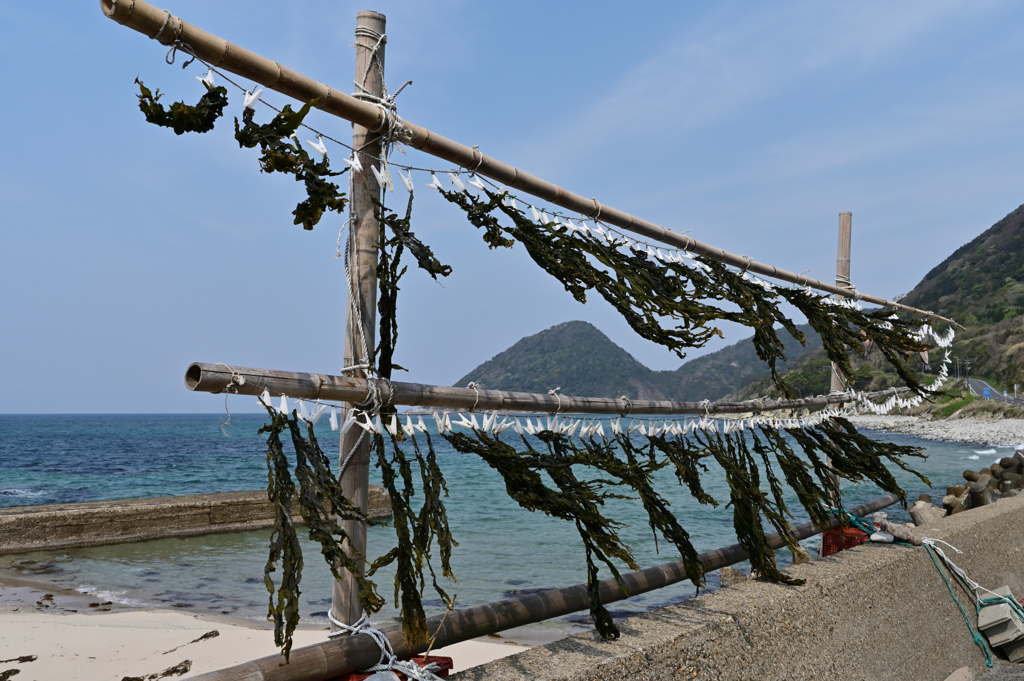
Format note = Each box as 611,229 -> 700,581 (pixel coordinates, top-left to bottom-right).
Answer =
0,413 -> 1013,638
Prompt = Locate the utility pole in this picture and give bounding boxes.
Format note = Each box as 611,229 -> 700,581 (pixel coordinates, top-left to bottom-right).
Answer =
333,10 -> 387,628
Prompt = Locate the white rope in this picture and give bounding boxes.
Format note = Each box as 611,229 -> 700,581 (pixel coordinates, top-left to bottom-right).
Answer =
327,612 -> 444,681
921,538 -> 1021,606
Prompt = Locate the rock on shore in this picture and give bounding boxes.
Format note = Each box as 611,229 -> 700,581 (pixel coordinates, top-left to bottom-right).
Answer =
849,415 -> 1024,447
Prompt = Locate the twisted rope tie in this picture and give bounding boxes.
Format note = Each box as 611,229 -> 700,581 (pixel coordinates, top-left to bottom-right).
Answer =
327,612 -> 444,681
619,395 -> 632,417
548,387 -> 564,414
466,382 -> 481,412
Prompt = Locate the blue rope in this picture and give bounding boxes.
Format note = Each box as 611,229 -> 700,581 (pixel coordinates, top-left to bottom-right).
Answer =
924,544 -> 994,667
826,509 -> 876,535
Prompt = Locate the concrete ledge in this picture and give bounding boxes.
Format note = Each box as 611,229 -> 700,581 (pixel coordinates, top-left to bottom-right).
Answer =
0,487 -> 392,555
455,494 -> 1024,681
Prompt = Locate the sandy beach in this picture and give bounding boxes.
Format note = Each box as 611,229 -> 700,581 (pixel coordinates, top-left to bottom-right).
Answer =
0,579 -> 529,680
849,415 -> 1024,447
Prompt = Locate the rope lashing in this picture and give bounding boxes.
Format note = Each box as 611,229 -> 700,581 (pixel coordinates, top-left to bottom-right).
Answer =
466,382 -> 481,412
215,363 -> 247,435
327,612 -> 444,681
548,387 -> 564,414
619,395 -> 632,417
834,273 -> 861,300
150,9 -> 178,42
148,10 -> 198,68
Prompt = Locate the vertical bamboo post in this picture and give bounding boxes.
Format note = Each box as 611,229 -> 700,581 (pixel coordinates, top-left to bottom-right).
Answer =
333,10 -> 387,628
827,211 -> 852,496
830,211 -> 853,394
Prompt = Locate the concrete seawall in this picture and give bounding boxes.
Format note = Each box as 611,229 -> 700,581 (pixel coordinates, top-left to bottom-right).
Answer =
0,487 -> 392,555
456,494 -> 1024,681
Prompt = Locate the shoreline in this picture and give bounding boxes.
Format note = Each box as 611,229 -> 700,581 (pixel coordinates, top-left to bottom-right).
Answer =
0,572 -> 534,680
848,415 -> 1024,447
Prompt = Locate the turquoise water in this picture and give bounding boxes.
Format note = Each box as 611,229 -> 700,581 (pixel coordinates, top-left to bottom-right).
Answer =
0,414 -> 1008,633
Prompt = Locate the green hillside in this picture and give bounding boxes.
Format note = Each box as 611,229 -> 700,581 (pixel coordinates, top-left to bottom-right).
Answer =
454,321 -> 820,401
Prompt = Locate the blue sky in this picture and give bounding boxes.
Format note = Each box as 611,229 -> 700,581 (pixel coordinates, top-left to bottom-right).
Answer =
2,0 -> 1023,413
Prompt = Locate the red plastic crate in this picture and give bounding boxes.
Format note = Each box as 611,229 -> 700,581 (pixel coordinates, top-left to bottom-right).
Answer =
335,655 -> 453,680
820,526 -> 871,557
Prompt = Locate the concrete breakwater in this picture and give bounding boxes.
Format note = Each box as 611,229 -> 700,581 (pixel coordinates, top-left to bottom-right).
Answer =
0,487 -> 392,555
455,493 -> 1024,680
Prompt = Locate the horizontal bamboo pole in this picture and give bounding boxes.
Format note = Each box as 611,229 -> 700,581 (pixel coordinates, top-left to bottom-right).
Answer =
100,0 -> 959,329
186,362 -> 903,416
190,493 -> 899,681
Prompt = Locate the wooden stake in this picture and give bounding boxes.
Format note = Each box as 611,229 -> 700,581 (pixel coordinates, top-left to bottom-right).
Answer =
332,9 -> 387,628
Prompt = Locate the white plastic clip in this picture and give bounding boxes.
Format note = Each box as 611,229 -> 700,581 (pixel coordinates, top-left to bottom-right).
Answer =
306,136 -> 328,159
344,153 -> 363,172
426,173 -> 444,190
243,88 -> 263,110
530,206 -> 542,222
278,394 -> 289,415
399,170 -> 415,193
196,68 -> 215,88
371,165 -> 392,192
448,173 -> 467,192
467,174 -> 486,190
309,402 -> 327,426
341,410 -> 359,435
329,406 -> 339,431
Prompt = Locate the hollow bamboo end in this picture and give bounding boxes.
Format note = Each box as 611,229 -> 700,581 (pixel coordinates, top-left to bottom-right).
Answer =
184,363 -> 204,391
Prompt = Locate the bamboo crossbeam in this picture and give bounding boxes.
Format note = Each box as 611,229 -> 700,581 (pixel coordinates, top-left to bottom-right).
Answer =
185,362 -> 902,416
100,0 -> 960,329
189,493 -> 899,681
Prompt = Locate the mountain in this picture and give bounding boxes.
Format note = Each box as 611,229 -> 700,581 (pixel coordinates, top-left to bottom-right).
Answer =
733,201 -> 1024,399
454,321 -> 820,401
898,201 -> 1024,389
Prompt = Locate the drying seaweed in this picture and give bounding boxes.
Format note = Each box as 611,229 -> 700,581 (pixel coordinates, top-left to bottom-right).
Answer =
373,194 -> 451,379
234,101 -> 348,230
434,415 -> 924,639
132,70 -> 947,656
134,79 -> 348,231
134,78 -> 228,135
438,187 -> 936,398
260,407 -> 383,659
366,429 -> 457,645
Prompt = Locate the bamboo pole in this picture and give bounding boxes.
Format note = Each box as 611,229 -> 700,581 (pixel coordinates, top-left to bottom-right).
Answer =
98,0 -> 960,329
185,362 -> 902,416
188,493 -> 899,681
332,10 -> 387,628
830,212 -> 853,395
827,212 -> 854,490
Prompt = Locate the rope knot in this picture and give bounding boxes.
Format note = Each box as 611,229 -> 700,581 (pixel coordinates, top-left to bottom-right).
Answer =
548,387 -> 564,414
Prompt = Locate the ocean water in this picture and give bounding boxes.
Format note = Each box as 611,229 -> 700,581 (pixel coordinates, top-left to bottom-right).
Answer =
0,413 -> 1007,634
